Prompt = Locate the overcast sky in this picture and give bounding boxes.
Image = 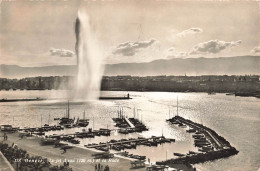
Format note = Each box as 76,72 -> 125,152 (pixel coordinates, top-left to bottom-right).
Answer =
0,0 -> 259,66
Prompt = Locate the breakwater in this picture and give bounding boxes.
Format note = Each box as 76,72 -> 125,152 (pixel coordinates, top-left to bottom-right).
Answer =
0,98 -> 46,103
157,116 -> 239,165
99,94 -> 132,100
160,147 -> 238,165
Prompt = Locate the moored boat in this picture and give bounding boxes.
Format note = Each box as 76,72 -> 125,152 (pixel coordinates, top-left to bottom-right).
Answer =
59,101 -> 74,125
76,111 -> 89,127
174,153 -> 185,157
40,138 -> 59,146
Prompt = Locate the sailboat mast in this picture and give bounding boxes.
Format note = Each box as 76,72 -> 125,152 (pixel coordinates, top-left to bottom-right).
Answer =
118,106 -> 119,118
119,107 -> 121,119
120,106 -> 121,118
41,114 -> 42,127
83,111 -> 85,120
93,117 -> 94,130
177,96 -> 178,116
162,128 -> 163,137
68,100 -> 70,119
169,107 -> 170,119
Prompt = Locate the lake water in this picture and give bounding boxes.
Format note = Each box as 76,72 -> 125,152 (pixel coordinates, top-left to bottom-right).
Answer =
0,90 -> 259,171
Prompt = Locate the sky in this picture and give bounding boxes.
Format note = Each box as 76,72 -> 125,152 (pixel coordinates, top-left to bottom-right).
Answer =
0,0 -> 260,66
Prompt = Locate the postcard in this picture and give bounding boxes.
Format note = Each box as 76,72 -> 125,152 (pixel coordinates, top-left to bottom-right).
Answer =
0,0 -> 259,171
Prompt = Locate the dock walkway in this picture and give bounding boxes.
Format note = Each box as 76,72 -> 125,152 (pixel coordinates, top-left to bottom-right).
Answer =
86,136 -> 164,148
44,127 -> 133,138
124,117 -> 135,128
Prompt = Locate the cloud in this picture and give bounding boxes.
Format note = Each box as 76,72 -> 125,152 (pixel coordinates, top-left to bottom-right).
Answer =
113,39 -> 157,56
251,46 -> 260,54
190,40 -> 242,55
49,48 -> 74,57
167,47 -> 189,58
176,28 -> 203,38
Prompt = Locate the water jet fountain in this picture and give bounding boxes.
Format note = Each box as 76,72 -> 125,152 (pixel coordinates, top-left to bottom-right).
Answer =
74,10 -> 104,100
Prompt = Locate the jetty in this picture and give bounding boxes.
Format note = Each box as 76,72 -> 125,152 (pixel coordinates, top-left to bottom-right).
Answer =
124,117 -> 135,128
85,136 -> 175,151
86,136 -> 164,148
158,115 -> 239,165
113,117 -> 148,134
0,94 -> 132,103
99,93 -> 132,100
0,97 -> 46,103
112,106 -> 148,134
168,116 -> 232,150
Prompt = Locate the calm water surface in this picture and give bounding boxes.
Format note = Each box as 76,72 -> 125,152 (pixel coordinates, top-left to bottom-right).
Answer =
0,90 -> 259,171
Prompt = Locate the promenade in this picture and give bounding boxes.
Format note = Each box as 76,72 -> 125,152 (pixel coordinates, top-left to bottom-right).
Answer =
0,132 -> 146,171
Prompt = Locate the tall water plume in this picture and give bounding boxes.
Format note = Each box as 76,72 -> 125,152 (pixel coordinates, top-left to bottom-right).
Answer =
75,10 -> 104,100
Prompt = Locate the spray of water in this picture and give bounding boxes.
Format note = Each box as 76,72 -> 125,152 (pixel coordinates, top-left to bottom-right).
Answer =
75,10 -> 104,100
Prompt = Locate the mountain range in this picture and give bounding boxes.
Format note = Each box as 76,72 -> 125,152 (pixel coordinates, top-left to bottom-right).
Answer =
1,56 -> 259,78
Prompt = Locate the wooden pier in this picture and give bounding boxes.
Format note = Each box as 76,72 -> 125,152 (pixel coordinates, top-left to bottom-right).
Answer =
124,117 -> 135,128
85,136 -> 165,148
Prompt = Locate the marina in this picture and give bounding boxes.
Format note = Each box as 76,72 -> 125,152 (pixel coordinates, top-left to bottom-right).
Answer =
1,105 -> 235,171
0,91 -> 259,171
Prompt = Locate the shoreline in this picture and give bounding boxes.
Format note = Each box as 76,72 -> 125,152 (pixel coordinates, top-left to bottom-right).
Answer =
0,90 -> 259,99
0,131 -> 197,171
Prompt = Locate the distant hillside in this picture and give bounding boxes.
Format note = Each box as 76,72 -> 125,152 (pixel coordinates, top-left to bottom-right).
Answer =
104,56 -> 260,76
1,56 -> 259,78
0,65 -> 77,78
